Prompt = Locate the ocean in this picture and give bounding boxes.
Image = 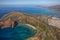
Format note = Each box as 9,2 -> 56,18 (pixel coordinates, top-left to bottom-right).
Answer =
0,7 -> 60,18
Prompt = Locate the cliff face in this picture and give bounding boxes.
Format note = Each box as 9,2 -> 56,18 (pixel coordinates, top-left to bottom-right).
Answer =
1,12 -> 60,40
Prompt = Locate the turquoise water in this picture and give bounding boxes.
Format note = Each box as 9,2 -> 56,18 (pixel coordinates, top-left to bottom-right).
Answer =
0,24 -> 36,40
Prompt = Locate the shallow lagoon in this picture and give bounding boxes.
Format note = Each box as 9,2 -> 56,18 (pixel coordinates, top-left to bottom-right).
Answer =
0,24 -> 36,40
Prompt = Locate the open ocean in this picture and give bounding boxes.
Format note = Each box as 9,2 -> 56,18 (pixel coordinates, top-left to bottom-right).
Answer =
0,7 -> 60,18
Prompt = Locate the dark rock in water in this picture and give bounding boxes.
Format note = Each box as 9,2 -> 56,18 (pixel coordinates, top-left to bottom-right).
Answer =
14,21 -> 18,27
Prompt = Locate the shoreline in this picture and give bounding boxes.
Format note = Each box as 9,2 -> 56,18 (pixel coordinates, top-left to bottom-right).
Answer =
25,24 -> 36,30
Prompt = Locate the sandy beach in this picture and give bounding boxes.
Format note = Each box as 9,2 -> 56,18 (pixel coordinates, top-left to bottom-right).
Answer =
25,24 -> 36,30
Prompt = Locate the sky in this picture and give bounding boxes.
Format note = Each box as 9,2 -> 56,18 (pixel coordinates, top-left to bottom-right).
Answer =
0,0 -> 60,6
